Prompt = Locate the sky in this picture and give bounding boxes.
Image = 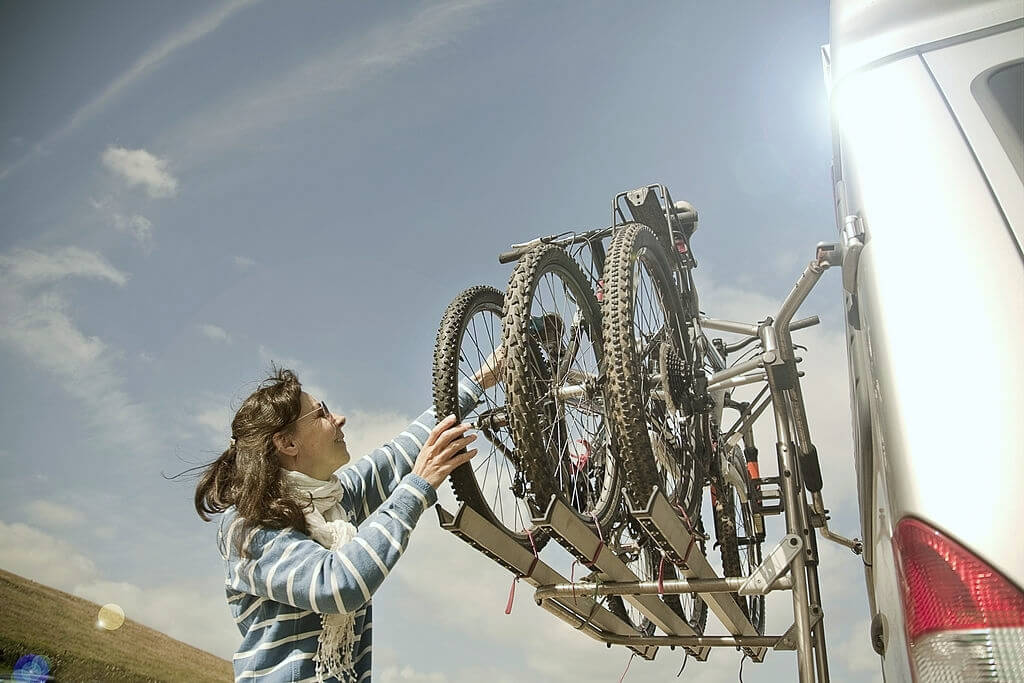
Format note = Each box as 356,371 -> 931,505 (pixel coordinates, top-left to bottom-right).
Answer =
0,1 -> 883,681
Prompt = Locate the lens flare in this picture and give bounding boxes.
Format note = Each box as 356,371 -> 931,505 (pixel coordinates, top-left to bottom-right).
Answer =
97,603 -> 125,630
13,653 -> 50,682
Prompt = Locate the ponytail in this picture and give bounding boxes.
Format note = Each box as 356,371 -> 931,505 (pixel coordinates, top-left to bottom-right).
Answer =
192,365 -> 311,557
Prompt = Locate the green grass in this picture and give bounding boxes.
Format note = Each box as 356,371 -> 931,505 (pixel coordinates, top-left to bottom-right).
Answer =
0,569 -> 232,682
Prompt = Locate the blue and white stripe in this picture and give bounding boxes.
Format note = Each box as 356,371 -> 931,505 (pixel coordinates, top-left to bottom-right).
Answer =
221,382 -> 481,682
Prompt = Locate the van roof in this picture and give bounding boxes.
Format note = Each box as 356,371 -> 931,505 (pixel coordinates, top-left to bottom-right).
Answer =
828,0 -> 1023,84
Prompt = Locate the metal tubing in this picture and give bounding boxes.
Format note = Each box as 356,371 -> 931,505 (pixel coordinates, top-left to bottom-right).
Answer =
536,598 -> 657,660
529,497 -> 709,655
761,334 -> 816,682
805,539 -> 831,682
791,315 -> 821,331
775,260 -> 827,349
812,492 -> 863,553
787,382 -> 815,457
708,371 -> 766,393
705,335 -> 728,371
777,440 -> 816,682
723,385 -> 771,442
599,633 -> 787,648
626,488 -> 769,661
534,576 -> 794,601
700,316 -> 759,336
708,351 -> 775,386
725,394 -> 773,447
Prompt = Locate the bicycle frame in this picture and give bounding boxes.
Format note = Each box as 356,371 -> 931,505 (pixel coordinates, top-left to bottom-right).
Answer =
481,187 -> 861,681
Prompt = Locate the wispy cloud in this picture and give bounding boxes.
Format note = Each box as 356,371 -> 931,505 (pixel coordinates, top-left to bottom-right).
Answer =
232,255 -> 257,270
198,323 -> 231,343
102,146 -> 178,198
0,0 -> 261,182
0,246 -> 155,453
113,213 -> 155,250
25,500 -> 83,528
0,246 -> 128,287
168,0 -> 495,162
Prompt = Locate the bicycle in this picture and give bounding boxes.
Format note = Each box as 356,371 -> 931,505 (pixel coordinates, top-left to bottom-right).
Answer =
496,219 -> 710,636
434,184 -> 863,680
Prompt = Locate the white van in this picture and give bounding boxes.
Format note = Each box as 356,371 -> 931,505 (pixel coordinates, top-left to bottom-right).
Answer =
826,0 -> 1024,679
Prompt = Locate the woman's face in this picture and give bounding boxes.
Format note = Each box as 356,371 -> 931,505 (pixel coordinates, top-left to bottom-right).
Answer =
283,391 -> 350,479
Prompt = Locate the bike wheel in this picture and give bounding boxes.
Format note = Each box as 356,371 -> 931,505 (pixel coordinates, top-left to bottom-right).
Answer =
709,441 -> 765,635
606,521 -> 657,636
602,223 -> 706,520
606,520 -> 709,638
504,244 -> 620,534
433,285 -> 548,551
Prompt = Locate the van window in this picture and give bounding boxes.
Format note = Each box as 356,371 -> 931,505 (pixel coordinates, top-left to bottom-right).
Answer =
973,60 -> 1024,181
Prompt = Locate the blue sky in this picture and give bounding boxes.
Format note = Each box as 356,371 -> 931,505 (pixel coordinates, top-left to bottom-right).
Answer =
0,2 -> 882,681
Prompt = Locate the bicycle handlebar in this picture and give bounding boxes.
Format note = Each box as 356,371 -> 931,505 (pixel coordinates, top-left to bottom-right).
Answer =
498,246 -> 533,264
497,227 -> 614,264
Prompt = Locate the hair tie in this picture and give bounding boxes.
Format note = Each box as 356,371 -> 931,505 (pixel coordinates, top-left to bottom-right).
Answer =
229,436 -> 237,447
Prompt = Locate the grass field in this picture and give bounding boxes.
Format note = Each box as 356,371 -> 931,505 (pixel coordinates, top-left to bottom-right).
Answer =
0,568 -> 232,682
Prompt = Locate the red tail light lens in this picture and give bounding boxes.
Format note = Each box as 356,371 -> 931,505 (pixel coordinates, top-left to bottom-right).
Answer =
893,517 -> 1024,680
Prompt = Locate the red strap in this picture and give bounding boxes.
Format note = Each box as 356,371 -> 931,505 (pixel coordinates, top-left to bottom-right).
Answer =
505,576 -> 519,615
506,528 -> 541,615
682,535 -> 698,565
526,527 -> 539,557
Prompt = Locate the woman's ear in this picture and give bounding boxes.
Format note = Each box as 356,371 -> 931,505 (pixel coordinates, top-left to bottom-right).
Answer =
272,431 -> 298,459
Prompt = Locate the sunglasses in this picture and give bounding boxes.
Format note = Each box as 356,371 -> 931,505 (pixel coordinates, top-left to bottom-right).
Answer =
287,400 -> 329,426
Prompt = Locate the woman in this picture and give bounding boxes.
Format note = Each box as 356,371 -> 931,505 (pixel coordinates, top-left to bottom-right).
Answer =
195,365 -> 494,682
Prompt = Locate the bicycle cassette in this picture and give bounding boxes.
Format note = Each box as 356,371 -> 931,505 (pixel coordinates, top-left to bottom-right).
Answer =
658,341 -> 690,414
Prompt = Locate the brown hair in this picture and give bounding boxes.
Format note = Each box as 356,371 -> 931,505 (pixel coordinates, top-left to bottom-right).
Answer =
194,365 -> 311,556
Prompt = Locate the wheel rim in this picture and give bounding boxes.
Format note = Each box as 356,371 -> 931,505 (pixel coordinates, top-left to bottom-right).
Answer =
615,523 -> 654,633
526,265 -> 615,521
629,247 -> 702,514
459,303 -> 534,539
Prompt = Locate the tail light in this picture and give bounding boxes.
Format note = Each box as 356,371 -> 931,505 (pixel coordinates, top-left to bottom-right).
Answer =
893,517 -> 1024,681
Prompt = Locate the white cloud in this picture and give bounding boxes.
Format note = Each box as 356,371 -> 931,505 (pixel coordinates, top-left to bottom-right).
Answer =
102,146 -> 179,198
168,0 -> 495,161
256,345 -> 330,405
232,255 -> 257,269
0,246 -> 156,453
113,213 -> 155,250
0,0 -> 259,181
196,405 -> 233,447
0,521 -> 98,588
0,246 -> 128,287
199,323 -> 231,343
25,501 -> 82,528
1,291 -> 107,376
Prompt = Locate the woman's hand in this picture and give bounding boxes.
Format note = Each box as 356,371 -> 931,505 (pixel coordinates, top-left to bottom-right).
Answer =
471,344 -> 505,390
412,415 -> 478,489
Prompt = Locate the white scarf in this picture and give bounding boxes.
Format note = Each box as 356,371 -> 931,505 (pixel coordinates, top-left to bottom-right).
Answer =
279,469 -> 359,683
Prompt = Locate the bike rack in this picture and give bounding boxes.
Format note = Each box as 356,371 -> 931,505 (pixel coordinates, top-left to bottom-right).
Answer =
435,502 -> 658,660
436,491 -> 812,665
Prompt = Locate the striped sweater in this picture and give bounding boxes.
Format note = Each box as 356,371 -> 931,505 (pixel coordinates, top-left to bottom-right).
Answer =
218,381 -> 481,682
